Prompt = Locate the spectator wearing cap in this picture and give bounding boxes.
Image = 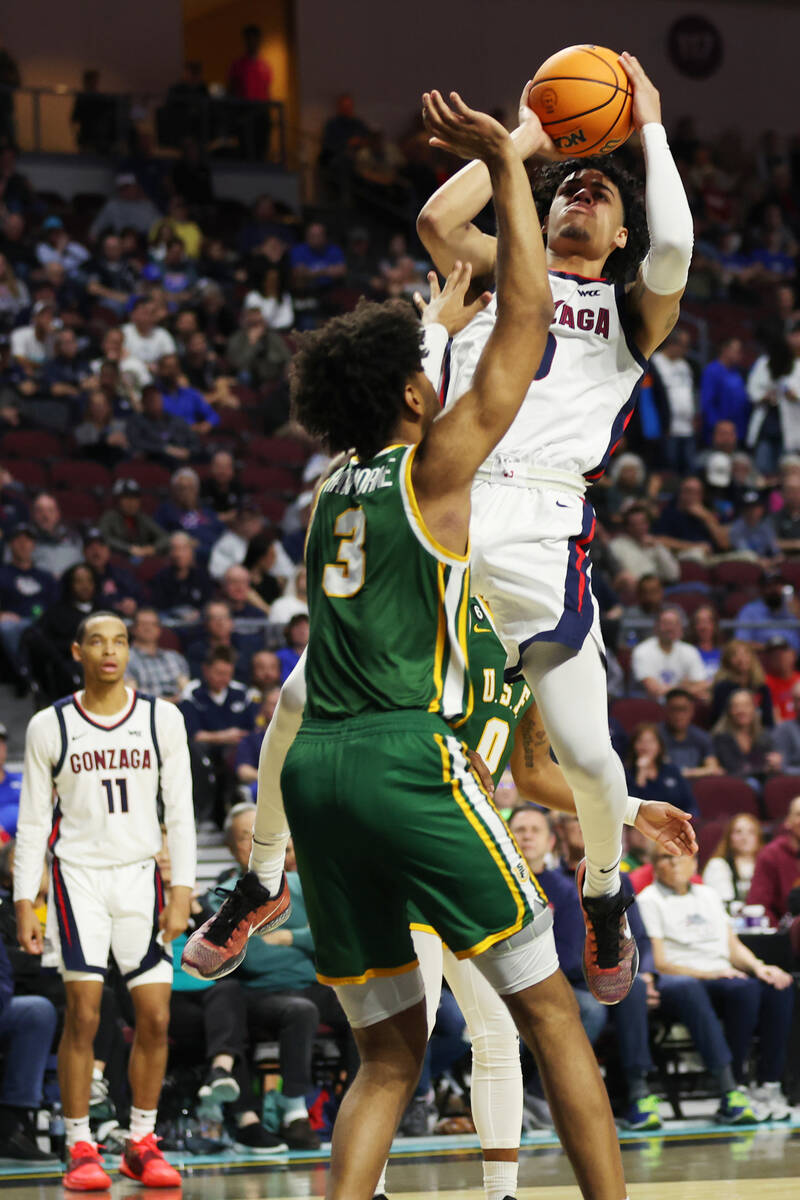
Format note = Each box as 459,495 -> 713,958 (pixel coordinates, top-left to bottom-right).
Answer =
98,477 -> 169,559
150,531 -> 212,620
201,450 -> 243,526
631,608 -> 710,702
660,687 -> 722,777
0,524 -> 54,676
127,607 -> 190,702
763,636 -> 800,723
0,724 -> 21,840
609,503 -> 680,594
9,300 -> 56,373
156,468 -> 222,556
747,795 -> 800,927
773,472 -> 800,558
89,173 -> 161,240
29,493 -> 82,579
208,508 -> 264,580
82,528 -> 141,617
154,352 -> 219,434
126,383 -> 200,464
727,490 -> 780,560
653,476 -> 730,561
122,296 -> 176,365
34,216 -> 89,277
73,388 -> 129,468
700,337 -> 750,446
735,572 -> 800,654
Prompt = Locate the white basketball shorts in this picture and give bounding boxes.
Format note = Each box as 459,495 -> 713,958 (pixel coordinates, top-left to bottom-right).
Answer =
470,478 -> 605,675
47,856 -> 172,987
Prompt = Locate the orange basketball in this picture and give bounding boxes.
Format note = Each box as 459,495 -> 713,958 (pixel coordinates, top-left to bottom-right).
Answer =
528,45 -> 633,157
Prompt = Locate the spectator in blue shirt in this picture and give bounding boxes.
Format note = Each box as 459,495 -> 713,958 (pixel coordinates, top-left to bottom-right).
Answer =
290,222 -> 345,330
0,524 -> 54,675
509,807 -> 663,1131
155,353 -> 219,434
728,490 -> 780,561
235,688 -> 281,799
276,614 -> 308,683
185,600 -> 253,683
700,337 -> 750,445
155,468 -> 223,557
0,726 -> 22,839
735,572 -> 800,653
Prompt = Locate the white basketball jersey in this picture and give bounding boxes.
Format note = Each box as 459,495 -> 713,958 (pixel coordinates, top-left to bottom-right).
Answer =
40,691 -> 167,870
447,270 -> 647,480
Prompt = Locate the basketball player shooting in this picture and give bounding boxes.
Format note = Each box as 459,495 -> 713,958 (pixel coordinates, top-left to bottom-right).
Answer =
416,53 -> 693,1004
14,611 -> 196,1191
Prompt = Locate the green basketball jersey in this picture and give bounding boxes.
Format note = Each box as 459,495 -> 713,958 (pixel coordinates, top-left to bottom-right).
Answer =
459,597 -> 533,785
304,444 -> 473,723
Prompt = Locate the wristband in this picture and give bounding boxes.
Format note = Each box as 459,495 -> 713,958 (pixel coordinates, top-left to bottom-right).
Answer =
422,322 -> 448,390
624,794 -> 643,826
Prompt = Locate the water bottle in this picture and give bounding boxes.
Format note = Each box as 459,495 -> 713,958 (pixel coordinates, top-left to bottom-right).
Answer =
49,1103 -> 66,1161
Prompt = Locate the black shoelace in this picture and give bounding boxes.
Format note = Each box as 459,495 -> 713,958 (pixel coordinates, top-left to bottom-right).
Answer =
586,892 -> 635,969
204,878 -> 256,946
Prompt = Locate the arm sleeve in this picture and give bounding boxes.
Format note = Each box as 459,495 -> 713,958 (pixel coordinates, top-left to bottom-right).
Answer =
639,124 -> 694,296
156,701 -> 197,890
12,711 -> 59,904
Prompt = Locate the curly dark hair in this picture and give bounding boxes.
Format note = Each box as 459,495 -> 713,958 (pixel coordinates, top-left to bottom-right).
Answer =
290,299 -> 424,461
533,155 -> 647,283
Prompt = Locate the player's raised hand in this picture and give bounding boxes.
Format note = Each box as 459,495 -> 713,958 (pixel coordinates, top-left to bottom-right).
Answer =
414,262 -> 491,336
618,52 -> 662,129
515,79 -> 559,161
635,800 -> 697,857
15,899 -> 44,955
423,90 -> 513,163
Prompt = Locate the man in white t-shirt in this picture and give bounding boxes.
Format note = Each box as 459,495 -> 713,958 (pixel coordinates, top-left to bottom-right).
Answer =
631,607 -> 710,701
638,850 -> 795,1121
651,326 -> 697,475
122,297 -> 176,365
10,300 -> 57,370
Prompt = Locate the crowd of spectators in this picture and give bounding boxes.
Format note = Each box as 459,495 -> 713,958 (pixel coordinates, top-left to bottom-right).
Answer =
1,73 -> 800,1160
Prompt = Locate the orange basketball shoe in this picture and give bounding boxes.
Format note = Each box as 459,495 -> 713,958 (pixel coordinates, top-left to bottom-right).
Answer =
63,1141 -> 112,1191
181,871 -> 291,980
576,858 -> 639,1005
120,1133 -> 181,1187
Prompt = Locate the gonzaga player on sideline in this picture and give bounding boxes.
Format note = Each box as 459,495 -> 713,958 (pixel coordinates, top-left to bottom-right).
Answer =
417,54 -> 693,1002
14,611 -> 196,1191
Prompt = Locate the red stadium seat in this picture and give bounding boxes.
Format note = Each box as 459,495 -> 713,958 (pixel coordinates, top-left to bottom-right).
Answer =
713,561 -> 763,588
2,430 -> 62,460
762,775 -> 800,824
8,460 -> 49,492
779,562 -> 800,590
696,819 -> 727,871
692,699 -> 713,730
679,561 -> 711,586
241,464 -> 299,494
246,436 -> 309,469
609,698 -> 665,734
158,626 -> 182,651
722,588 -> 758,617
253,496 -> 287,523
50,460 -> 112,493
114,462 -> 172,493
135,556 -> 170,583
690,776 -> 759,822
58,492 -> 101,523
666,589 -> 709,617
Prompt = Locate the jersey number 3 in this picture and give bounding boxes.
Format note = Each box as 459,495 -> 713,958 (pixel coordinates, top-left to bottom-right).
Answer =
323,508 -> 366,598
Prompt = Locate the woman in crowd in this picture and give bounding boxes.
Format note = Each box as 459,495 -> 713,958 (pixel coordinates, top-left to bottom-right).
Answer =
688,603 -> 724,681
21,562 -> 99,701
711,639 -> 774,727
243,240 -> 295,331
711,688 -> 782,788
0,253 -> 29,331
625,723 -> 698,817
702,812 -> 763,909
746,326 -> 800,480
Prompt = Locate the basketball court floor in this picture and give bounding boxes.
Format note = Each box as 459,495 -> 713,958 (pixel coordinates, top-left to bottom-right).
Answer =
1,1120 -> 798,1199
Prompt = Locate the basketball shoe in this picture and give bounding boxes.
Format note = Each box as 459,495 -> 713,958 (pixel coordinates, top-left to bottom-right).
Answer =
63,1142 -> 112,1191
182,871 -> 291,980
120,1133 -> 181,1186
576,859 -> 638,1005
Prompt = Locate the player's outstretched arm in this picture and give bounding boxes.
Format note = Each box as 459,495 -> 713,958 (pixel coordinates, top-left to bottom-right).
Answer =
413,92 -> 552,529
417,80 -> 556,279
620,53 -> 693,356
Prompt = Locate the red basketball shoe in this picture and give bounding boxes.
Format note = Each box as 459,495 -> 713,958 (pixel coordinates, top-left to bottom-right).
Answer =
120,1133 -> 181,1187
576,858 -> 639,1005
63,1141 -> 112,1191
181,871 -> 291,980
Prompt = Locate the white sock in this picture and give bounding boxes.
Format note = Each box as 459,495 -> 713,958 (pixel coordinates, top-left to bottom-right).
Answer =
250,837 -> 287,896
373,1163 -> 388,1196
65,1116 -> 92,1148
483,1158 -> 518,1200
129,1106 -> 157,1141
283,1095 -> 308,1123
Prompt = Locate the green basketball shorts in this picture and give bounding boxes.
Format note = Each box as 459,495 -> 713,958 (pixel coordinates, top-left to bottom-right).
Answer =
281,710 -> 549,985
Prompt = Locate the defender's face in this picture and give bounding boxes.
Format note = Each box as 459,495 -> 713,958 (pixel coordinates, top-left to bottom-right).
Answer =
546,170 -> 627,260
74,616 -> 130,682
